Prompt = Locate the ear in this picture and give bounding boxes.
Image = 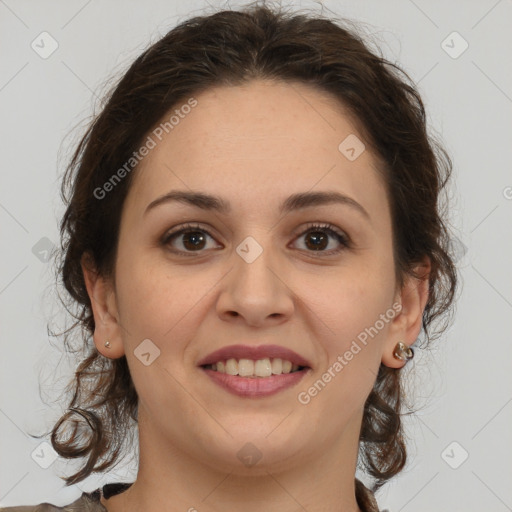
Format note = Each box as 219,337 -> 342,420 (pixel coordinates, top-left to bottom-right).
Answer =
81,253 -> 125,359
381,256 -> 431,368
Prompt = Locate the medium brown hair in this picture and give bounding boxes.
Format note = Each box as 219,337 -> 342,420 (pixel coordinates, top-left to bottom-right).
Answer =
42,1 -> 458,500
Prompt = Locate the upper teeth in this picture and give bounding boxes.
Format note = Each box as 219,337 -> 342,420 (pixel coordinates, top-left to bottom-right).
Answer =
208,358 -> 300,377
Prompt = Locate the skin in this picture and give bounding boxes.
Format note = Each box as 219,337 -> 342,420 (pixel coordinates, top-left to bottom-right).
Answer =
82,79 -> 430,512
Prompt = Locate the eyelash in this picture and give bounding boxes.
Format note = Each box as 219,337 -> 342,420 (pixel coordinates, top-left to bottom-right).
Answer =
161,222 -> 351,257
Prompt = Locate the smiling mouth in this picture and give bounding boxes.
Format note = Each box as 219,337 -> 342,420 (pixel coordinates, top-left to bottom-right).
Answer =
201,357 -> 307,378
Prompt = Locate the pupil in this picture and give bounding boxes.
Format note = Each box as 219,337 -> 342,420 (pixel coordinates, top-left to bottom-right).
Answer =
307,232 -> 327,250
184,232 -> 205,250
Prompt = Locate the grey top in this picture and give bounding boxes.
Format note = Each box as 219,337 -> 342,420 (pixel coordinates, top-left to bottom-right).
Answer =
0,483 -> 132,512
0,480 -> 388,511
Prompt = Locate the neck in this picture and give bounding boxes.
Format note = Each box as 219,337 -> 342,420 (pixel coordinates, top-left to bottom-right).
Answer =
102,409 -> 365,512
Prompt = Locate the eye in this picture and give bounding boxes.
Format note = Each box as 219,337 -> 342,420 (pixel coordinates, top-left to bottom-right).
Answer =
291,223 -> 350,255
162,223 -> 220,255
161,222 -> 350,256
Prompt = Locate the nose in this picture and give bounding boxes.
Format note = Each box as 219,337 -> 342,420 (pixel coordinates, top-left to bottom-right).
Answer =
216,238 -> 295,327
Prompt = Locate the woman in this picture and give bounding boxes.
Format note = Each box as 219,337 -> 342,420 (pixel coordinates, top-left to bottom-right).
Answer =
1,3 -> 457,511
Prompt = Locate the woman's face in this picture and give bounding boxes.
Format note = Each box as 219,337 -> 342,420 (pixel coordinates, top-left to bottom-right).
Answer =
84,79 -> 427,475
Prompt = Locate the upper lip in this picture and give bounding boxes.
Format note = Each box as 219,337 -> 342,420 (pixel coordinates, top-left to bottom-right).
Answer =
197,344 -> 312,368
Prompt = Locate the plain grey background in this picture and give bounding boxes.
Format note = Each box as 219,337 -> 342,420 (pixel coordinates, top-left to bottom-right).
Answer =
1,1 -> 511,511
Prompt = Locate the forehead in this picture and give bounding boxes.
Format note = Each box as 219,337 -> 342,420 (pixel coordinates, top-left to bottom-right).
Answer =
125,79 -> 388,220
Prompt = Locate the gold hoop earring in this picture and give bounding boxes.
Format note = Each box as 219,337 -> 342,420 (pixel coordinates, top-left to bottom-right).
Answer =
393,341 -> 414,361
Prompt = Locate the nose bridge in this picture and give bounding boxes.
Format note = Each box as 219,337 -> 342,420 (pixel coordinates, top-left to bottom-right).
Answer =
233,231 -> 280,287
216,228 -> 294,324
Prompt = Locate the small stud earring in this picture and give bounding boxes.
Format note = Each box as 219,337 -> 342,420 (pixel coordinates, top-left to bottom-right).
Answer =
104,340 -> 111,348
393,341 -> 414,361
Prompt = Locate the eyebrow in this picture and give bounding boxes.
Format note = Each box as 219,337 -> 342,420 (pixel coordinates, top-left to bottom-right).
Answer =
144,190 -> 371,221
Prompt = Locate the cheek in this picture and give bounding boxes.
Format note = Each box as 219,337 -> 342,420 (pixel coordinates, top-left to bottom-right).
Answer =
115,254 -> 207,413
114,246 -> 200,341
302,252 -> 395,366
298,271 -> 393,421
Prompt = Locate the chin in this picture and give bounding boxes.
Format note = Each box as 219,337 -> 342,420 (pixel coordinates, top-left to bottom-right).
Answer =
193,427 -> 311,475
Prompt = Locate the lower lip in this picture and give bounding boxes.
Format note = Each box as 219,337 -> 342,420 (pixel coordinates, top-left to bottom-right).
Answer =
201,368 -> 309,398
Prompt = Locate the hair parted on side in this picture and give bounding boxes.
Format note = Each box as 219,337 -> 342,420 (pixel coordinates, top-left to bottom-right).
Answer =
37,0 -> 457,499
